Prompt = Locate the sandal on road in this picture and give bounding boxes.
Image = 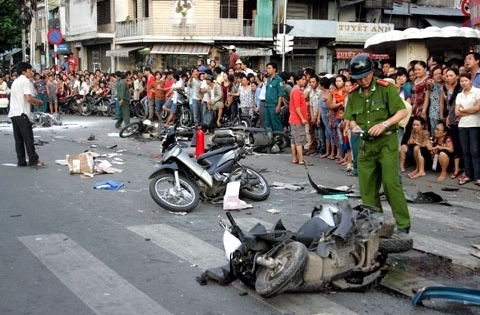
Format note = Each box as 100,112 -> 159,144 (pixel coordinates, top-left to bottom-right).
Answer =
298,161 -> 313,166
458,175 -> 473,185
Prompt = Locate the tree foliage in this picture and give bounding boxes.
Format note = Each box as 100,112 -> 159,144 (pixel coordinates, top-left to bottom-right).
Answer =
0,0 -> 21,53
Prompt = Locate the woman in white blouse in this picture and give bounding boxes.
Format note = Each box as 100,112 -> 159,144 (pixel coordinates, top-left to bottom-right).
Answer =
455,73 -> 480,186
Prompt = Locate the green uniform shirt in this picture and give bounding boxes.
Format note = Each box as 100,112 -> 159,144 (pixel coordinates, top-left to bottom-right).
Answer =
265,74 -> 284,107
116,78 -> 130,102
344,78 -> 405,132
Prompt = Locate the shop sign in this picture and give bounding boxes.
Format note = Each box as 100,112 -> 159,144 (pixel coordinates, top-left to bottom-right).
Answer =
293,39 -> 319,50
336,50 -> 389,60
336,22 -> 394,43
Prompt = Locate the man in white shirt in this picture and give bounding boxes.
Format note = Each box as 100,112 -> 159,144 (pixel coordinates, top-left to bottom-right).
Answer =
8,62 -> 45,167
164,73 -> 186,125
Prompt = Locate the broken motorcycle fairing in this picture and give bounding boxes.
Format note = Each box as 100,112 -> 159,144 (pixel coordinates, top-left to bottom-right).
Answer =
212,203 -> 400,298
412,286 -> 480,307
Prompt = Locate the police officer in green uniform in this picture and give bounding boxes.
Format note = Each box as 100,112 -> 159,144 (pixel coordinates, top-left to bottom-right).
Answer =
265,62 -> 285,131
344,55 -> 411,233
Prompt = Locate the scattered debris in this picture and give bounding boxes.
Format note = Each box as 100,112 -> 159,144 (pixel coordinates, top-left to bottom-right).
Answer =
87,134 -> 96,141
150,152 -> 162,158
107,144 -> 117,149
168,211 -> 187,215
56,151 -> 123,176
266,208 -> 280,214
323,194 -> 348,200
442,187 -> 460,192
271,181 -> 304,191
223,181 -> 253,210
93,180 -> 124,190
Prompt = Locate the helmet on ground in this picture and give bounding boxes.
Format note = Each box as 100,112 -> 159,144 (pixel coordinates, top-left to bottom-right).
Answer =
350,54 -> 374,80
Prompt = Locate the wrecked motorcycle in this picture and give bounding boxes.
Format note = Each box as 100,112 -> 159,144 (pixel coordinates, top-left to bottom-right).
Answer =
119,119 -> 164,140
208,126 -> 290,154
214,202 -> 412,298
31,112 -> 63,128
149,123 -> 270,212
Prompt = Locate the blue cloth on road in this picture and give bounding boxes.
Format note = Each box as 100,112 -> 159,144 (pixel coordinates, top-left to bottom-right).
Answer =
94,180 -> 124,190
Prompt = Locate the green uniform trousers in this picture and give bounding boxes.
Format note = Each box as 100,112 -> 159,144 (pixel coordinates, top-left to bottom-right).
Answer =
357,133 -> 411,230
264,106 -> 283,132
115,102 -> 130,128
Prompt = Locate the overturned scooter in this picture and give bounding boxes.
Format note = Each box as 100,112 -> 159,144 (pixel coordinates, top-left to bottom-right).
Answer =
208,127 -> 290,154
205,202 -> 412,298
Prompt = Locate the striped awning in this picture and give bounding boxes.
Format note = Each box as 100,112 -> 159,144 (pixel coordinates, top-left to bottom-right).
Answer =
150,44 -> 211,55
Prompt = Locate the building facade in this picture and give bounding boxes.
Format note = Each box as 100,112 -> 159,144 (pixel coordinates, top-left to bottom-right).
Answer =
30,0 -> 466,74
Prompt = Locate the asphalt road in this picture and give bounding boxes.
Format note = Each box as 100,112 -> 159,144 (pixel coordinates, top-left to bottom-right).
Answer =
0,115 -> 479,315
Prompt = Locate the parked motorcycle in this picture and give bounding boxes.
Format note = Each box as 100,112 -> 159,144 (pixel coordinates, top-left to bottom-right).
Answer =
148,123 -> 270,212
129,99 -> 146,118
209,126 -> 290,154
216,202 -> 412,298
169,90 -> 194,127
218,100 -> 252,128
78,95 -> 115,116
58,94 -> 83,114
119,119 -> 164,140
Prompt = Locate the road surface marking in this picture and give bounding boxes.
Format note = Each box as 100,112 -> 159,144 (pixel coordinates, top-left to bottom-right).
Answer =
18,233 -> 172,315
128,223 -> 359,315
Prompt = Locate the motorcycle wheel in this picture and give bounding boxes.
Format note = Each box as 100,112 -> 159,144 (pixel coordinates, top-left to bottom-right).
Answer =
98,99 -> 111,116
149,173 -> 199,212
78,101 -> 92,116
379,233 -> 413,254
179,109 -> 193,127
240,116 -> 251,128
255,241 -> 308,298
119,122 -> 142,138
161,109 -> 169,123
135,104 -> 146,118
237,166 -> 270,201
107,104 -> 116,117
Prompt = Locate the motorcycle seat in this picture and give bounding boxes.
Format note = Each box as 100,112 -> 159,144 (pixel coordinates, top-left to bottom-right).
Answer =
197,145 -> 236,165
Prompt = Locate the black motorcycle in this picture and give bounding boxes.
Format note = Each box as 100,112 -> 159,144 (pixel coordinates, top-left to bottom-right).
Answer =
219,98 -> 252,128
209,126 -> 290,154
129,99 -> 146,118
148,123 -> 270,212
78,94 -> 115,116
58,94 -> 83,114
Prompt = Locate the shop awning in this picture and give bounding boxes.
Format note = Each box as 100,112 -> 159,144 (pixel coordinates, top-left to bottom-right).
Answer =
425,18 -> 461,28
106,46 -> 144,58
222,45 -> 272,57
150,44 -> 211,55
384,3 -> 463,17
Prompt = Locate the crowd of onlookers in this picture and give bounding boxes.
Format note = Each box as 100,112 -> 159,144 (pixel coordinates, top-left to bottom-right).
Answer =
2,49 -> 480,187
300,52 -> 480,187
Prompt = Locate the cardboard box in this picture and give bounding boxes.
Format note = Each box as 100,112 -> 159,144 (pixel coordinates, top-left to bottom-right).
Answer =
66,152 -> 97,174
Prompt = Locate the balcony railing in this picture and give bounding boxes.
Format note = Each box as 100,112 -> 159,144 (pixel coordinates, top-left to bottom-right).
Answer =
116,18 -> 257,39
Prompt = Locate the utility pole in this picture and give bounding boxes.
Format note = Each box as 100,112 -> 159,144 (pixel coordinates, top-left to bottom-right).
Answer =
281,0 -> 287,72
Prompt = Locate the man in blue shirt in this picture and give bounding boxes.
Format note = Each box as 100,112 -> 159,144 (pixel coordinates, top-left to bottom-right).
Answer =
464,52 -> 480,88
